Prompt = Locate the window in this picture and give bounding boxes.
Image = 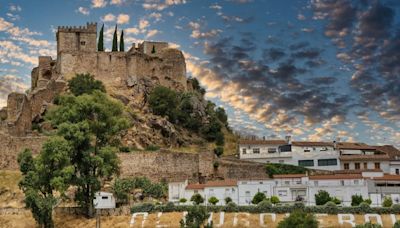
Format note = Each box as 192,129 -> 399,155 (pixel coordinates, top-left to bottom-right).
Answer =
242,148 -> 247,154
194,190 -> 198,193
225,188 -> 230,192
354,180 -> 359,185
245,191 -> 251,196
375,163 -> 380,169
278,190 -> 287,197
341,180 -> 345,186
314,181 -> 318,186
364,162 -> 368,169
268,148 -> 277,153
279,145 -> 292,152
313,147 -> 316,151
304,148 -> 311,152
298,160 -> 314,167
253,148 -> 260,154
284,181 -> 290,185
259,181 -> 263,184
241,181 -> 247,184
396,169 -> 399,175
320,147 -> 328,151
80,41 -> 86,45
344,163 -> 349,170
355,163 -> 360,170
279,160 -> 284,164
102,196 -> 108,199
318,159 -> 338,166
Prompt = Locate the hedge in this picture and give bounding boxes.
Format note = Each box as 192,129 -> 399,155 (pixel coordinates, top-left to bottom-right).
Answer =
131,202 -> 400,214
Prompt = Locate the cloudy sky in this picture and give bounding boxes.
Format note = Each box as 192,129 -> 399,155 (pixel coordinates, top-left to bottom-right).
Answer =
0,0 -> 399,146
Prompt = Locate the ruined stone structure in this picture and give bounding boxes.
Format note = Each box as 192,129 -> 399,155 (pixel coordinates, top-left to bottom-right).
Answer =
1,22 -> 189,137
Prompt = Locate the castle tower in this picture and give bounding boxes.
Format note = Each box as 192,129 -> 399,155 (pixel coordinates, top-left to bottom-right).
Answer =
56,22 -> 97,54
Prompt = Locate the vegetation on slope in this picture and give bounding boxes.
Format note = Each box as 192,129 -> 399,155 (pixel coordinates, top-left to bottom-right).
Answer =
265,163 -> 308,178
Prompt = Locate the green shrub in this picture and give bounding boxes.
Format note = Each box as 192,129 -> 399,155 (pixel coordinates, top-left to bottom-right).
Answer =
331,197 -> 341,205
364,199 -> 372,205
213,161 -> 219,169
131,203 -> 154,213
215,132 -> 225,146
393,220 -> 400,228
224,197 -> 232,204
148,86 -> 179,122
315,190 -> 331,206
113,178 -> 135,202
382,196 -> 393,207
191,193 -> 204,205
119,146 -> 131,153
265,163 -> 308,178
277,210 -> 318,228
352,194 -> 364,206
257,200 -> 272,211
179,198 -> 187,204
392,204 -> 400,213
214,146 -> 224,157
252,192 -> 267,204
324,201 -> 338,214
355,222 -> 382,228
208,196 -> 219,205
145,145 -> 160,151
180,205 -> 211,228
270,196 -> 280,205
359,202 -> 371,213
68,73 -> 106,96
224,202 -> 238,212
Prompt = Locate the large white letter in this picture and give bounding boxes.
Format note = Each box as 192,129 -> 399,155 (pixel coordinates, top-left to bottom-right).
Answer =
391,214 -> 400,225
364,214 -> 383,226
130,212 -> 148,227
212,212 -> 225,227
259,213 -> 276,227
315,214 -> 328,228
156,212 -> 169,228
338,214 -> 355,227
233,213 -> 250,227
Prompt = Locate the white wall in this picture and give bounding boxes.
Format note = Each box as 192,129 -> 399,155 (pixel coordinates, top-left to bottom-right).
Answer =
308,179 -> 368,206
389,161 -> 400,175
239,144 -> 291,160
204,186 -> 238,205
291,146 -> 340,171
168,181 -> 187,202
340,161 -> 390,173
93,192 -> 116,209
237,180 -> 274,205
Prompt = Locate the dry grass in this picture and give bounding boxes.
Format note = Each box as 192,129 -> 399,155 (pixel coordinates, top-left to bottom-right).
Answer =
222,128 -> 238,156
0,170 -> 24,208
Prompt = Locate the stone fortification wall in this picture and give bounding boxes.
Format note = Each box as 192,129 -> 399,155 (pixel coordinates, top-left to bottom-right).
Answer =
0,132 -> 47,170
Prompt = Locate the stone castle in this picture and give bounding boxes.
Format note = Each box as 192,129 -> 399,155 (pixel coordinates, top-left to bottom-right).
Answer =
1,22 -> 190,137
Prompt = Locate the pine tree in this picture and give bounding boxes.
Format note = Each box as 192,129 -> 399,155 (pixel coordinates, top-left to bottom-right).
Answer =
97,24 -> 104,51
119,30 -> 124,52
112,25 -> 118,52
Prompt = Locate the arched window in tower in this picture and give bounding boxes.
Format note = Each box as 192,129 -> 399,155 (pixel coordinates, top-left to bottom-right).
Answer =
151,45 -> 156,54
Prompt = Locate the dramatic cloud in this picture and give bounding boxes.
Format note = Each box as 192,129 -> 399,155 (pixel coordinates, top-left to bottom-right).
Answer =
92,0 -> 107,8
102,13 -> 116,22
117,14 -> 130,24
142,0 -> 187,11
77,7 -> 90,16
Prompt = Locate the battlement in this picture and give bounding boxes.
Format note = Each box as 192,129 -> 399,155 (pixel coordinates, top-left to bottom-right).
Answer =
57,22 -> 97,33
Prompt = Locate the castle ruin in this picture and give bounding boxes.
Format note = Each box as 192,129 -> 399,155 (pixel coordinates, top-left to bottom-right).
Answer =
2,22 -> 189,137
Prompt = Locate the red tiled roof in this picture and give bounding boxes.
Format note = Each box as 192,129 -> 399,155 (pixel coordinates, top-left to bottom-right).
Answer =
334,169 -> 382,174
292,141 -> 333,147
373,145 -> 400,160
339,154 -> 390,161
309,174 -> 363,180
273,174 -> 306,179
373,175 -> 400,181
239,139 -> 287,145
186,183 -> 205,190
204,179 -> 237,187
336,142 -> 375,150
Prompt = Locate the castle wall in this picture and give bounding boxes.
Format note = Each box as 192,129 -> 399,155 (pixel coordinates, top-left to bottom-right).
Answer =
6,93 -> 31,136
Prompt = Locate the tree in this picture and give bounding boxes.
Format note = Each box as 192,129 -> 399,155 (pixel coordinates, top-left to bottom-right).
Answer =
315,190 -> 331,206
277,210 -> 318,228
179,198 -> 187,204
213,146 -> 224,157
215,132 -> 224,146
112,25 -> 118,52
47,90 -> 129,217
148,86 -> 179,122
190,193 -> 204,205
252,192 -> 266,204
113,178 -> 135,203
119,30 -> 124,52
208,196 -> 219,205
180,205 -> 211,228
351,194 -> 364,206
215,107 -> 228,126
18,137 -> 74,228
67,74 -> 105,96
383,196 -> 393,207
98,24 -> 104,51
224,197 -> 232,204
271,195 -> 280,205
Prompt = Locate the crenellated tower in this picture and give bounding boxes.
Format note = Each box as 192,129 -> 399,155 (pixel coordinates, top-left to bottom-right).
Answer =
56,22 -> 97,54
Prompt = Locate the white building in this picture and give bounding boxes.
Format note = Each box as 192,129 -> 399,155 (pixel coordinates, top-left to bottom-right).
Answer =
272,174 -> 309,203
93,191 -> 116,209
237,179 -> 275,205
291,141 -> 339,171
238,139 -> 291,164
308,174 -> 368,206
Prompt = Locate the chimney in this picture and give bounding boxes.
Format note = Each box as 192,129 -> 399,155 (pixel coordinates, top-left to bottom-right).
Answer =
285,135 -> 292,144
333,140 -> 337,150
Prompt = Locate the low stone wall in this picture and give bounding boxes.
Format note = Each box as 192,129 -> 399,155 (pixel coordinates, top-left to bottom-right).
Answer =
54,206 -> 131,216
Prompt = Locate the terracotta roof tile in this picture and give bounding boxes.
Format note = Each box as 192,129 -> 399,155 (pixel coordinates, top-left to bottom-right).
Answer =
373,145 -> 400,160
339,154 -> 390,161
291,141 -> 333,147
336,142 -> 375,150
309,174 -> 363,180
273,174 -> 307,179
186,183 -> 205,190
204,179 -> 237,187
239,139 -> 287,145
373,175 -> 400,181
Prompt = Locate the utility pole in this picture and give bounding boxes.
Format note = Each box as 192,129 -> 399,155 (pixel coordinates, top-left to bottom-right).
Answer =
96,208 -> 101,228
